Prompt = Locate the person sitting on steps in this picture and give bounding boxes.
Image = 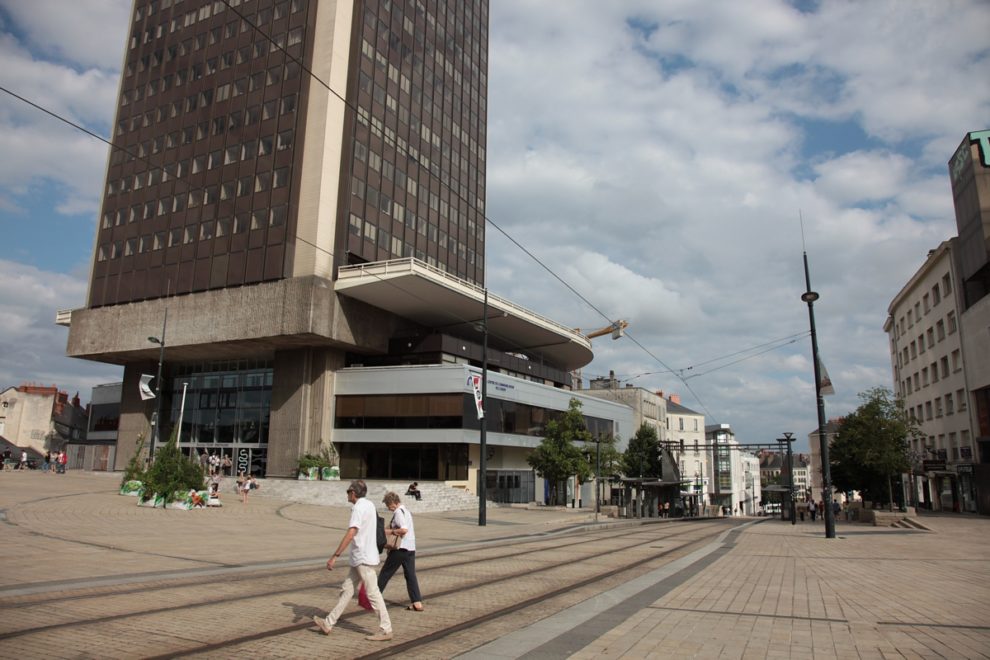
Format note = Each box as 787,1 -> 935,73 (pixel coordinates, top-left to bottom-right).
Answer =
405,482 -> 422,501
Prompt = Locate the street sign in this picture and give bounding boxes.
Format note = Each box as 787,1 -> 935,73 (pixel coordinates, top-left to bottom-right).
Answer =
922,460 -> 946,472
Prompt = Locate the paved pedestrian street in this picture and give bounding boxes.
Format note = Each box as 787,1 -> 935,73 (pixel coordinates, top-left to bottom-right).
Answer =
0,471 -> 988,659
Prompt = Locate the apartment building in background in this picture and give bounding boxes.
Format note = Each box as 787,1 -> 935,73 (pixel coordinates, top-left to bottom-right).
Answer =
883,130 -> 990,514
58,0 -> 630,498
665,397 -> 707,508
0,384 -> 88,455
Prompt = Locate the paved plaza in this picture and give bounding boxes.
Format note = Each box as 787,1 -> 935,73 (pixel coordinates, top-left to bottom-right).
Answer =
1,470 -> 988,659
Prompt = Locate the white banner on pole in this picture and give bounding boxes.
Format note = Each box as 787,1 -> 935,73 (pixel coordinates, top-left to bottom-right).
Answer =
468,374 -> 484,419
818,356 -> 835,396
139,374 -> 156,400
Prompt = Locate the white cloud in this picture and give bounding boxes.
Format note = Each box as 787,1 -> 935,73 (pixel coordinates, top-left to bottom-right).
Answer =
812,151 -> 911,205
487,0 -> 985,446
0,0 -> 985,445
0,259 -> 120,400
0,0 -> 131,71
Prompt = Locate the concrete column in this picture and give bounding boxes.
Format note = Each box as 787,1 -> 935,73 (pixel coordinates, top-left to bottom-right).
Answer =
114,363 -> 159,470
266,347 -> 344,476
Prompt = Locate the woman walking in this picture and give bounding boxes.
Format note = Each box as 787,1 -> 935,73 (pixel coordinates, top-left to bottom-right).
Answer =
377,492 -> 423,611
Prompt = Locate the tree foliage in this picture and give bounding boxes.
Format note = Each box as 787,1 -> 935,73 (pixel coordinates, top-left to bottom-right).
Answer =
120,433 -> 147,488
621,424 -> 662,478
141,428 -> 206,506
585,433 -> 623,480
527,398 -> 592,504
830,387 -> 918,506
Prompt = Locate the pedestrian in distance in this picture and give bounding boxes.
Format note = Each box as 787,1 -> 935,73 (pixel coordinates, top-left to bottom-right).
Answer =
405,482 -> 422,501
378,492 -> 423,612
19,450 -> 28,470
58,450 -> 68,474
236,470 -> 249,504
808,499 -> 817,522
313,480 -> 392,641
42,451 -> 51,473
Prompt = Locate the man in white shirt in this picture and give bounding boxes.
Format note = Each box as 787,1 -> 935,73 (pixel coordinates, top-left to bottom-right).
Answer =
313,479 -> 392,641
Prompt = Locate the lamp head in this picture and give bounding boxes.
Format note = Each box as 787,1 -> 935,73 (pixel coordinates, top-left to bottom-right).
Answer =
801,291 -> 819,303
148,336 -> 162,345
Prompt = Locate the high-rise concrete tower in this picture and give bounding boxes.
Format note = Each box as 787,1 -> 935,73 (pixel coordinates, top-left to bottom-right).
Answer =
64,0 -> 499,474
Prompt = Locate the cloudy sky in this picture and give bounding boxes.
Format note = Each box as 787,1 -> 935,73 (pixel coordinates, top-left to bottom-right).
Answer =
0,1 -> 987,451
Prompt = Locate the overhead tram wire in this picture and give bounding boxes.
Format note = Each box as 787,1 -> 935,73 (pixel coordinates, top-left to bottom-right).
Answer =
615,330 -> 810,382
0,87 -> 577,373
682,335 -> 805,380
0,41 -> 713,420
219,1 -> 726,411
8,5 -> 753,413
221,2 -> 822,418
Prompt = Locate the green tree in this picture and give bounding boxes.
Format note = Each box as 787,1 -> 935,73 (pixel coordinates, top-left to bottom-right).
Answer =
830,387 -> 918,509
141,428 -> 206,506
527,398 -> 593,504
621,424 -> 662,478
582,432 -> 623,508
120,433 -> 147,488
585,433 -> 623,479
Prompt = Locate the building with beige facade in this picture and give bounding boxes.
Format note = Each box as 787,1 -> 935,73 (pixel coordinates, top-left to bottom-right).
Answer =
882,130 -> 990,514
884,240 -> 974,510
0,385 -> 88,455
666,397 -> 708,506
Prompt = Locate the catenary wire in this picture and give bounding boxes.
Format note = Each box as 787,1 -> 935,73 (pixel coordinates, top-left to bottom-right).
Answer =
3,4 -> 792,418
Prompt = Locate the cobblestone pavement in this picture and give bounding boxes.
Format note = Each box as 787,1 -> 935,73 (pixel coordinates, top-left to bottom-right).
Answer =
471,515 -> 990,660
1,470 -> 988,659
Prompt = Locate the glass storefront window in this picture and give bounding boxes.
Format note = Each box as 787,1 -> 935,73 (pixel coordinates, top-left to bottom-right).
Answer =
169,362 -> 272,461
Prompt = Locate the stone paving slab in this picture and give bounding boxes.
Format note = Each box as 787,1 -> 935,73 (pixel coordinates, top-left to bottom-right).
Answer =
0,471 -> 602,592
2,471 -> 988,660
471,516 -> 990,659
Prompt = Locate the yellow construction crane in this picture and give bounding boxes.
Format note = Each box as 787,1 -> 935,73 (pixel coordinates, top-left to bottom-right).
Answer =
578,320 -> 628,340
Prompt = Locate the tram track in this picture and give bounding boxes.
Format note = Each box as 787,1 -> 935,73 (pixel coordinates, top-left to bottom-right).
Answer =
0,520 -> 730,652
151,521 -> 738,659
0,518 -> 704,611
157,524 -> 725,659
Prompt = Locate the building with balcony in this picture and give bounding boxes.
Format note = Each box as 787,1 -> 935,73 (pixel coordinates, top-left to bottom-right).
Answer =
59,1 -> 628,498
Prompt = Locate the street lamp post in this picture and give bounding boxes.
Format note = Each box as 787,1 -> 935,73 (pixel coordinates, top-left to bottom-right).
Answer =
147,308 -> 168,457
802,252 -> 836,539
779,432 -> 796,525
478,288 -> 488,527
594,437 -> 601,521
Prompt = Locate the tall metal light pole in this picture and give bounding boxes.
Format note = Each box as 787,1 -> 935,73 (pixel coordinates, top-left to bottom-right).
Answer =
147,308 -> 168,457
779,432 -> 796,525
802,252 -> 836,539
478,289 -> 488,527
596,438 -> 601,516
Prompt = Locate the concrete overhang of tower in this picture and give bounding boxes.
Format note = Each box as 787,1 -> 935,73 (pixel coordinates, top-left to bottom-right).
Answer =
335,258 -> 594,371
